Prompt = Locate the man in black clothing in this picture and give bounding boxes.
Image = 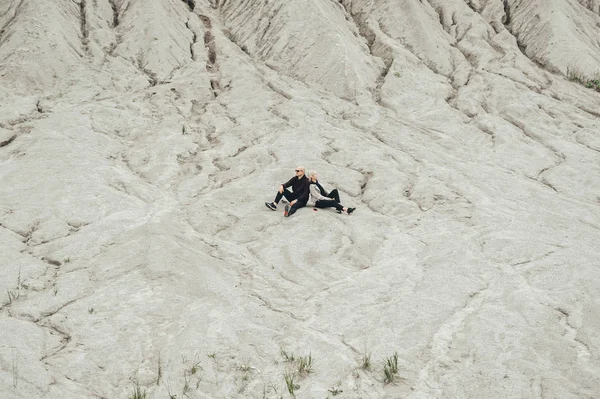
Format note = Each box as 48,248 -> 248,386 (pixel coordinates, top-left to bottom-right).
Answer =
265,166 -> 310,217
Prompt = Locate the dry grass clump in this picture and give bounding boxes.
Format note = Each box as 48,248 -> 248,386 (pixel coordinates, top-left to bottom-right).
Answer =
361,352 -> 372,371
567,67 -> 600,91
297,354 -> 314,376
284,371 -> 300,396
128,382 -> 146,399
383,352 -> 399,384
279,348 -> 315,397
280,347 -> 295,362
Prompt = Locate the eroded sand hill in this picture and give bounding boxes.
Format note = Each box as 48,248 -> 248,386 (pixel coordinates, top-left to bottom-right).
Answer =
1,0 -> 600,398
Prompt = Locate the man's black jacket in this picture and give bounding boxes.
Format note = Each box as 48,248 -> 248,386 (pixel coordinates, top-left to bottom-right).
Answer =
282,175 -> 310,204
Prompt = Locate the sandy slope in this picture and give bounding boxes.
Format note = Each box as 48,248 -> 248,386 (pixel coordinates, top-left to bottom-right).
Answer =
1,0 -> 600,398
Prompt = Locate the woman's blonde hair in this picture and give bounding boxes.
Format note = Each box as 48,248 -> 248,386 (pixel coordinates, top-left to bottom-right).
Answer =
308,170 -> 318,177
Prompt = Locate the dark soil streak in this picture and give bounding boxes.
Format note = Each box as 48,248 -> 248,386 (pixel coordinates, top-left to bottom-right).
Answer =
0,135 -> 16,147
0,0 -> 25,44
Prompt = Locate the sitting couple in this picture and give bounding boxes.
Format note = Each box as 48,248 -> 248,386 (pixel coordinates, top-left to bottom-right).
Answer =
265,166 -> 356,217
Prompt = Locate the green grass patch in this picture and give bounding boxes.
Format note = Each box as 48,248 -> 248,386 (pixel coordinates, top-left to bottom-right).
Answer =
128,383 -> 147,399
284,371 -> 300,397
567,67 -> 600,91
297,354 -> 313,376
383,352 -> 399,384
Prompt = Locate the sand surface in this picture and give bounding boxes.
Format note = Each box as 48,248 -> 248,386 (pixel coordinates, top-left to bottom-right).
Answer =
1,0 -> 600,398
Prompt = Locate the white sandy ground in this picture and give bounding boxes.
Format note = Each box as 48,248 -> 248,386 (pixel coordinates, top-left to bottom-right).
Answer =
1,0 -> 600,398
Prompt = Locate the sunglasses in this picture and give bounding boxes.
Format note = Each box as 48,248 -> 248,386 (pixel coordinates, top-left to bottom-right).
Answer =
295,169 -> 303,172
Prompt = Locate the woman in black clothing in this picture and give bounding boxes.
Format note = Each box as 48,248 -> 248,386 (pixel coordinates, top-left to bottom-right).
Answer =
307,171 -> 355,214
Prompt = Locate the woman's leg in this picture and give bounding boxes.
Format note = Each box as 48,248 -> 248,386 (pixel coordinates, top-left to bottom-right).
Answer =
328,189 -> 340,203
315,199 -> 343,211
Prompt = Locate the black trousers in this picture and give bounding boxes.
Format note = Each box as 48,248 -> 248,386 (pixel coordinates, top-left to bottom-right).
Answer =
274,189 -> 306,215
327,189 -> 340,203
315,199 -> 343,211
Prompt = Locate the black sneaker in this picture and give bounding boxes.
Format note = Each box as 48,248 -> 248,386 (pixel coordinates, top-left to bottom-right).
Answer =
347,207 -> 355,215
265,202 -> 277,211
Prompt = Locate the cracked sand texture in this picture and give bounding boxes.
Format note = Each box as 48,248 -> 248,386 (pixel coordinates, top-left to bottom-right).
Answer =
1,0 -> 600,397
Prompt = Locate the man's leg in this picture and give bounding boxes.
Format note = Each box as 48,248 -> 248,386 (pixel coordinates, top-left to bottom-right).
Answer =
282,191 -> 299,203
328,189 -> 340,203
315,199 -> 343,211
288,201 -> 306,216
274,189 -> 296,204
268,189 -> 294,211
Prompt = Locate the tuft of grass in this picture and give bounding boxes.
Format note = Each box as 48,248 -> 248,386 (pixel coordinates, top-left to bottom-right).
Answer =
297,354 -> 313,376
7,270 -> 22,304
567,66 -> 584,83
328,386 -> 343,395
52,283 -> 59,296
383,352 -> 399,384
207,352 -> 216,360
88,307 -> 95,314
11,347 -> 18,388
383,365 -> 394,384
361,352 -> 372,371
567,67 -> 600,90
190,360 -> 202,375
280,347 -> 295,362
237,362 -> 252,393
182,372 -> 190,397
263,382 -> 279,398
7,289 -> 18,304
284,371 -> 300,397
128,383 -> 147,399
156,355 -> 162,385
238,363 -> 252,373
166,382 -> 176,399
